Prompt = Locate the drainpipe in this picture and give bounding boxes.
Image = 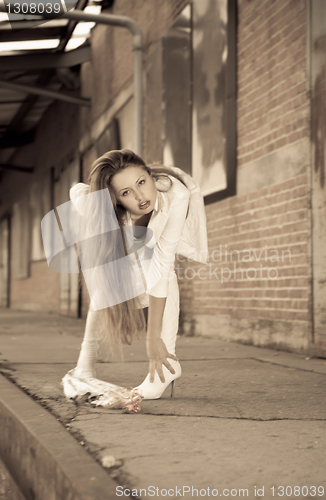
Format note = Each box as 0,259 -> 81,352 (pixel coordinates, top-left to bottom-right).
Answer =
0,7 -> 143,155
62,10 -> 143,156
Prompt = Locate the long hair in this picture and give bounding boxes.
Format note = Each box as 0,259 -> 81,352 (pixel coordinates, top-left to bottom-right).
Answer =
83,149 -> 186,360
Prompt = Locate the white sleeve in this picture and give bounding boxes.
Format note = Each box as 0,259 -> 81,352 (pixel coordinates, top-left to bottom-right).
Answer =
70,182 -> 90,199
148,188 -> 190,298
69,183 -> 90,215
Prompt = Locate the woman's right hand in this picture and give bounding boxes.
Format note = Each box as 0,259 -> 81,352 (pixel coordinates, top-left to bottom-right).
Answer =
146,336 -> 178,383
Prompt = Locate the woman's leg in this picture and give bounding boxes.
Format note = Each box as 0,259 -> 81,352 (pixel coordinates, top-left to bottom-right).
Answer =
75,308 -> 102,378
160,271 -> 180,356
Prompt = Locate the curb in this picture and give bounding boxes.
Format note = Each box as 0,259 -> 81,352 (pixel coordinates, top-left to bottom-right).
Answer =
0,373 -> 118,500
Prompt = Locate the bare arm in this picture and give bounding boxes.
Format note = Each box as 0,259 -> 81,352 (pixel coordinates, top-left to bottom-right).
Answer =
145,183 -> 190,383
147,295 -> 166,337
146,294 -> 178,383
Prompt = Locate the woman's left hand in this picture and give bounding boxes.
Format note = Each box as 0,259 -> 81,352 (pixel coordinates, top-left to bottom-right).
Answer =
146,336 -> 178,383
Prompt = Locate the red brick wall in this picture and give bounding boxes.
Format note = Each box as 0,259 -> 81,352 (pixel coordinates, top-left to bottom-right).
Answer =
237,0 -> 309,166
179,173 -> 310,325
178,0 -> 312,352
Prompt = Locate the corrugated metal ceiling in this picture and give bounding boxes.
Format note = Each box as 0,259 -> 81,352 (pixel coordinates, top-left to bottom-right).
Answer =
0,0 -> 98,173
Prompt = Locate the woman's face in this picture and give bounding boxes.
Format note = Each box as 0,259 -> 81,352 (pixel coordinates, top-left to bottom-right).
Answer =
111,165 -> 157,219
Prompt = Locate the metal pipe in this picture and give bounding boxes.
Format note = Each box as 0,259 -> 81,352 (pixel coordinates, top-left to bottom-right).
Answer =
0,79 -> 91,106
60,10 -> 143,155
0,5 -> 144,155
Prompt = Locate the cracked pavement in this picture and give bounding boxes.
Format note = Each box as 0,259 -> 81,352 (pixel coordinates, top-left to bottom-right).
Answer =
0,310 -> 325,499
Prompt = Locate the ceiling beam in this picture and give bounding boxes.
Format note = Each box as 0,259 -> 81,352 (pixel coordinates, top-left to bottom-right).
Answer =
0,79 -> 91,106
0,163 -> 34,173
0,45 -> 91,71
0,129 -> 36,149
0,5 -> 144,155
8,70 -> 54,131
0,26 -> 63,42
0,19 -> 68,30
0,2 -> 91,161
56,0 -> 89,51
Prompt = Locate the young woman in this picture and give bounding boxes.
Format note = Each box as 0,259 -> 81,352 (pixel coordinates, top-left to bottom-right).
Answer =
62,149 -> 208,407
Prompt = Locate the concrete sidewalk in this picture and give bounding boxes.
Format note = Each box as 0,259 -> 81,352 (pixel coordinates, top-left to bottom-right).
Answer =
0,309 -> 326,500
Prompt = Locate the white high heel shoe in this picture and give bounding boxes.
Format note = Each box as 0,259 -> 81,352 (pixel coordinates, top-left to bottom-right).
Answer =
135,359 -> 182,400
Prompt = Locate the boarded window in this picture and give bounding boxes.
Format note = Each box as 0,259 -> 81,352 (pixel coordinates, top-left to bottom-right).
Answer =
12,171 -> 52,277
0,217 -> 9,307
192,0 -> 228,196
162,5 -> 192,174
58,157 -> 80,316
96,118 -> 120,157
30,171 -> 52,261
162,0 -> 235,198
116,97 -> 135,150
12,195 -> 31,280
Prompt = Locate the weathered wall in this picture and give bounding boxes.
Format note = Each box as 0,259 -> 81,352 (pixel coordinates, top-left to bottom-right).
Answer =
0,0 -> 319,356
78,0 -> 190,316
10,261 -> 60,311
78,0 -> 190,136
237,0 -> 308,166
179,172 -> 311,352
310,0 -> 326,355
0,100 -> 80,214
0,100 -> 80,313
178,0 -> 312,354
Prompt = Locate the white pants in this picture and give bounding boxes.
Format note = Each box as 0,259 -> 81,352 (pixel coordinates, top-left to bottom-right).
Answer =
76,272 -> 180,375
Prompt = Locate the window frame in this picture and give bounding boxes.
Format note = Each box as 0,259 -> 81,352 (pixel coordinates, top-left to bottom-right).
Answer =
203,0 -> 237,205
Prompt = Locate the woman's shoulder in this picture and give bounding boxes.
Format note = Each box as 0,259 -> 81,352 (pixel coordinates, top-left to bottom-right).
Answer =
172,177 -> 190,201
69,183 -> 90,216
168,166 -> 201,193
155,171 -> 188,199
166,172 -> 190,200
155,176 -> 189,218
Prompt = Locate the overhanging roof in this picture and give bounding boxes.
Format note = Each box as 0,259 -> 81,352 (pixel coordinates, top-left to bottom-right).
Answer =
0,0 -> 144,175
0,0 -> 96,173
0,44 -> 91,70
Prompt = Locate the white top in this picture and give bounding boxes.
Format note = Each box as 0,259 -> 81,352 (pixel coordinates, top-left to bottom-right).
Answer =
70,167 -> 208,299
